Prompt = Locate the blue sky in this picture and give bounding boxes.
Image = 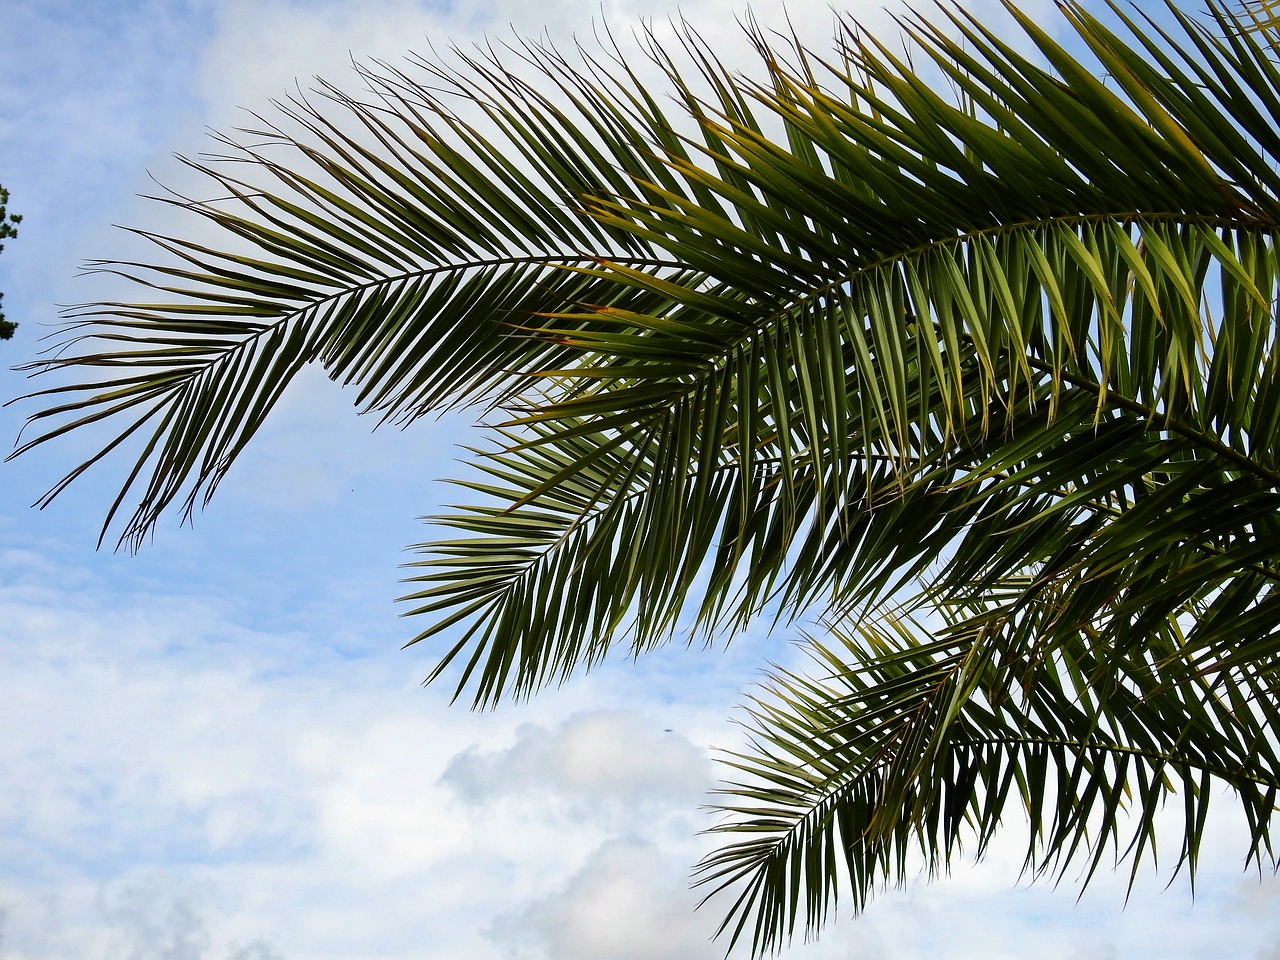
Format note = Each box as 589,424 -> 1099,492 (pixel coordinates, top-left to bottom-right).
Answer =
2,1 -> 1280,958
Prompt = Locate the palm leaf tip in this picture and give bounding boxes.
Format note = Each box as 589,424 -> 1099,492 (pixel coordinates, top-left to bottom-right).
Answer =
1239,0 -> 1280,42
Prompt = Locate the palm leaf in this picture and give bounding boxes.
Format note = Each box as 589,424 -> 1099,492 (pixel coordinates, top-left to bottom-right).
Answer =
699,593 -> 1280,956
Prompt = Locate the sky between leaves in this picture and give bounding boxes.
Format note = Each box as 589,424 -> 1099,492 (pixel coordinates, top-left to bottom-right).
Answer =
2,0 -> 1280,958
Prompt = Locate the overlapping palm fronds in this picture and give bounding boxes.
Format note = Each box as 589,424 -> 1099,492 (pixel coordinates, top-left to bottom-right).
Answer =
12,0 -> 1280,954
1241,0 -> 1280,47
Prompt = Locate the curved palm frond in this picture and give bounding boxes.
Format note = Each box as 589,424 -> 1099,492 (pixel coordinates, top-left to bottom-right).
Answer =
12,0 -> 1280,954
10,32 -> 745,547
699,591 -> 1280,956
406,0 -> 1280,706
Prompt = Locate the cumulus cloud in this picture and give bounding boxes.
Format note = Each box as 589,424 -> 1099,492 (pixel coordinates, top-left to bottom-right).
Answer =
0,544 -> 731,960
104,882 -> 214,960
1232,871 -> 1280,920
442,710 -> 712,808
1063,946 -> 1117,960
228,942 -> 287,960
3,508 -> 1276,960
494,838 -> 719,960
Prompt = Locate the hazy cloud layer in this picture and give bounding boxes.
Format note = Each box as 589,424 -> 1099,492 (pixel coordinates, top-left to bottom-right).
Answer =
5,534 -> 1280,960
0,546 -> 742,960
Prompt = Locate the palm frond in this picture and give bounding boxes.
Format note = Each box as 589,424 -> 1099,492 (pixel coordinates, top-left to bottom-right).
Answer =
698,595 -> 1280,956
11,33 -> 734,548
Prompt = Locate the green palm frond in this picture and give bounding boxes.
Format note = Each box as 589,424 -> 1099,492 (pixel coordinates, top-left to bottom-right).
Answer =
11,35 -> 728,547
12,0 -> 1280,954
1241,0 -> 1280,46
700,595 -> 1280,956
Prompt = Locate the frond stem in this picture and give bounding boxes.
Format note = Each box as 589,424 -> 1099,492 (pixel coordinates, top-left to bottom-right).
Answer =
956,733 -> 1280,789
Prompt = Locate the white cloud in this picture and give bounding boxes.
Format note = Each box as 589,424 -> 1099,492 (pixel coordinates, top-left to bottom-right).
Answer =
0,545 -> 740,960
6,501 -> 1280,960
228,942 -> 287,960
103,882 -> 216,960
442,709 -> 711,807
497,838 -> 720,960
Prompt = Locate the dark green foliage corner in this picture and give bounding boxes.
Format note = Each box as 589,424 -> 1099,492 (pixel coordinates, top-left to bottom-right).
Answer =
0,184 -> 20,340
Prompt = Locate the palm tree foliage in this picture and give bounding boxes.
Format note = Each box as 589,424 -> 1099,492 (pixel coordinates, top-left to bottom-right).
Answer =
0,184 -> 21,340
12,0 -> 1280,952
